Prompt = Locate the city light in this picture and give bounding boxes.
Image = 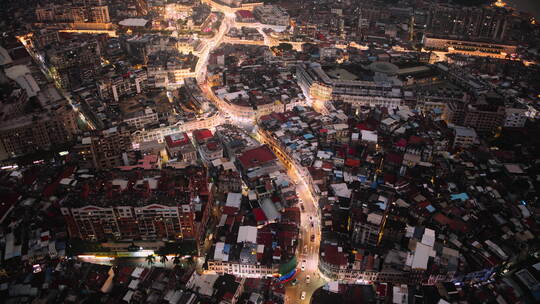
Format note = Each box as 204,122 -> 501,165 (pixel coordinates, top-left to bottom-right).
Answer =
494,0 -> 506,8
2,0 -> 539,303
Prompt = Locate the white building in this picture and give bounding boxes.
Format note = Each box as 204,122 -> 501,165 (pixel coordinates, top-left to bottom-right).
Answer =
123,107 -> 159,129
207,241 -> 277,278
504,106 -> 528,128
296,62 -> 403,109
453,126 -> 478,148
131,111 -> 223,143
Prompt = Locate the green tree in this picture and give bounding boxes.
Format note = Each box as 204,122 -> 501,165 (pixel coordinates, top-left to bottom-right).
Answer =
176,19 -> 187,31
185,256 -> 195,267
159,254 -> 169,266
277,43 -> 293,52
145,254 -> 156,266
172,254 -> 182,267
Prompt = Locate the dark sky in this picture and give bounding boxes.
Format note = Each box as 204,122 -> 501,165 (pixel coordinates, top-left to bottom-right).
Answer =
508,0 -> 540,19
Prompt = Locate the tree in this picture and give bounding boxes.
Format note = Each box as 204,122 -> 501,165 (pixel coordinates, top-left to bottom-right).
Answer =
159,254 -> 169,266
176,19 -> 187,32
276,43 -> 293,52
145,254 -> 156,266
172,255 -> 182,267
185,256 -> 195,268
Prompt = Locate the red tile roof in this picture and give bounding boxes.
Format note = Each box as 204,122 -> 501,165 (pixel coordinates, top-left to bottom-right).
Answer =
223,206 -> 239,215
206,141 -> 219,150
259,112 -> 288,123
386,152 -> 403,165
408,135 -> 424,145
395,138 -> 408,147
322,244 -> 347,266
193,129 -> 213,142
61,166 -> 76,178
356,123 -> 374,131
225,215 -> 235,226
322,161 -> 333,170
384,173 -> 396,185
223,292 -> 234,301
237,10 -> 254,18
433,213 -> 469,233
253,208 -> 267,222
376,283 -> 387,297
257,229 -> 273,246
345,158 -> 360,167
165,133 -> 190,148
238,145 -> 277,169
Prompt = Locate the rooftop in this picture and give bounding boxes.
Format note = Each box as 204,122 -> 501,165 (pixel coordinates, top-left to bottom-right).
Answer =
238,145 -> 277,170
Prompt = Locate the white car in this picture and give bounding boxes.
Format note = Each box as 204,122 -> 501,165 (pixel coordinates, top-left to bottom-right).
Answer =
301,291 -> 306,300
306,275 -> 310,284
301,263 -> 305,271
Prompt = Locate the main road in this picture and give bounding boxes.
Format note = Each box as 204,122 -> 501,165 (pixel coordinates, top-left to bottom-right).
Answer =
284,181 -> 326,303
195,2 -> 327,303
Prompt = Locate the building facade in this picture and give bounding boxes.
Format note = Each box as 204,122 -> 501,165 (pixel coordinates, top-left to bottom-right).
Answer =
72,126 -> 133,169
0,104 -> 78,157
61,167 -> 213,246
296,62 -> 403,109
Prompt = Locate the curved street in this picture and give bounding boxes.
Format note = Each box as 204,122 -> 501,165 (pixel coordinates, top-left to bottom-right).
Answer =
193,2 -> 328,303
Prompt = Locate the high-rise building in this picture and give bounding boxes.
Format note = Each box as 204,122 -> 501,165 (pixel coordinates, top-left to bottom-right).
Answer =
60,166 -> 213,244
0,106 -> 77,157
90,6 -> 110,23
0,75 -> 78,157
425,4 -> 510,42
97,69 -> 148,102
35,1 -> 111,24
35,5 -> 56,22
444,93 -> 506,134
69,6 -> 87,22
352,221 -> 380,247
45,39 -> 101,90
72,126 -> 134,169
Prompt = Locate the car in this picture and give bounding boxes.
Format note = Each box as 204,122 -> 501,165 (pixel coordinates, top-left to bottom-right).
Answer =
310,234 -> 315,242
309,216 -> 313,221
310,222 -> 314,227
306,275 -> 311,284
301,291 -> 306,300
301,263 -> 305,271
291,278 -> 298,286
300,204 -> 305,211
